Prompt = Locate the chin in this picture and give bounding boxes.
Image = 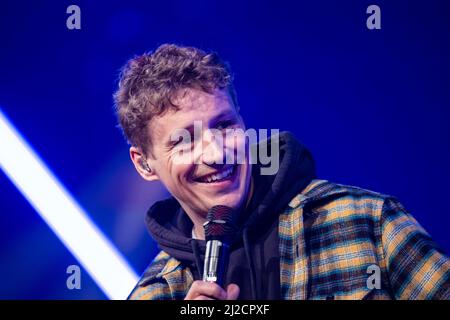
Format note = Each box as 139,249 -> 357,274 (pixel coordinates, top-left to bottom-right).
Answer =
211,192 -> 246,210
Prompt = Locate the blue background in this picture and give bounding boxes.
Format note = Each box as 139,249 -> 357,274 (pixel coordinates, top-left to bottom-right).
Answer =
0,0 -> 449,299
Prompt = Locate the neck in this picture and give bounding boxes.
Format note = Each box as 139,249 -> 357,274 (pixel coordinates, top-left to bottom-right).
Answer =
192,223 -> 205,240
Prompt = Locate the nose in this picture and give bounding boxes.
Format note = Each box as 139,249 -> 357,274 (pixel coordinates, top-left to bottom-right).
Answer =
201,130 -> 226,166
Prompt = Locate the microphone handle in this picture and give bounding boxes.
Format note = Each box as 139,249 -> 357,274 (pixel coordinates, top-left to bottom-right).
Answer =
203,240 -> 230,287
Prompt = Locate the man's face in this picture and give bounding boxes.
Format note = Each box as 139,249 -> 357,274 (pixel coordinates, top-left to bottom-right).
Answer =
142,88 -> 252,218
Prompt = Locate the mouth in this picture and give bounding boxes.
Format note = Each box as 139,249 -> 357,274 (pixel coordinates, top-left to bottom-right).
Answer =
192,165 -> 238,184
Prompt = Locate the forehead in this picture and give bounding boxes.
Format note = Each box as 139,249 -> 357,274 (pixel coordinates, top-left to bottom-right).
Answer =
149,88 -> 237,140
173,87 -> 232,113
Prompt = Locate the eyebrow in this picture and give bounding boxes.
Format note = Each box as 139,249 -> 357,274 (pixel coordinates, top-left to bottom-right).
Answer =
164,110 -> 237,147
209,110 -> 236,127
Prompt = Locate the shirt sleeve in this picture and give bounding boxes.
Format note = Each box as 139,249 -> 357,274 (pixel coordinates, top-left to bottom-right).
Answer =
381,197 -> 450,299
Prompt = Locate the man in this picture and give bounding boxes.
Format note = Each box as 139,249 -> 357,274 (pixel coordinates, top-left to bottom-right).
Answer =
114,44 -> 449,300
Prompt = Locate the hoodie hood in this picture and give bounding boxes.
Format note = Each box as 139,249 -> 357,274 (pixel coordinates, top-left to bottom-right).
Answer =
145,131 -> 316,264
241,131 -> 316,233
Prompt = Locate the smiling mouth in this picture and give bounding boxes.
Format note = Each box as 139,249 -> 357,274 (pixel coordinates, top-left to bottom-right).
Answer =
193,165 -> 237,184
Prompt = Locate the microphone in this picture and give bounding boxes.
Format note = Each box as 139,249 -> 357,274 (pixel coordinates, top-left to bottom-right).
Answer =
202,205 -> 237,287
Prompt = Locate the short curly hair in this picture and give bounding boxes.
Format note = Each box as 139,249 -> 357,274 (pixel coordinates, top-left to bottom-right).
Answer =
113,43 -> 238,155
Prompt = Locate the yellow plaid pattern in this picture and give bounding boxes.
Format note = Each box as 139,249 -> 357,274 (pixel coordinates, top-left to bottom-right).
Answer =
128,179 -> 450,300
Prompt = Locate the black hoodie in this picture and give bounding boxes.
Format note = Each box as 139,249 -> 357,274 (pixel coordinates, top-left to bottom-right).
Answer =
145,131 -> 316,299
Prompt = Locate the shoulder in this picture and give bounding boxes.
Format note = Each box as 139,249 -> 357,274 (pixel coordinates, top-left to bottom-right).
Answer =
292,179 -> 397,219
127,251 -> 183,300
139,251 -> 180,285
304,179 -> 390,199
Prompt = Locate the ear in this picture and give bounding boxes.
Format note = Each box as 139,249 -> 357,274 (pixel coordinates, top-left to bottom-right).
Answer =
129,146 -> 159,181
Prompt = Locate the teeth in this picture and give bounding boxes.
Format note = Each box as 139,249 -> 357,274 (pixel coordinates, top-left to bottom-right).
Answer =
199,167 -> 233,183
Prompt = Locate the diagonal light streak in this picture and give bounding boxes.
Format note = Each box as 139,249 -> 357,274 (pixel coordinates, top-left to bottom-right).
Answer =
0,109 -> 138,299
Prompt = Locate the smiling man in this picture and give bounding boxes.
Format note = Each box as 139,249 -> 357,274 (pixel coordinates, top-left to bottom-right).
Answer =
127,86 -> 253,241
114,44 -> 450,300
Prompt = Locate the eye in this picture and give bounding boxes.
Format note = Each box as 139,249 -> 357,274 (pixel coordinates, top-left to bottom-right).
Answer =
171,135 -> 183,146
216,120 -> 234,130
170,133 -> 194,150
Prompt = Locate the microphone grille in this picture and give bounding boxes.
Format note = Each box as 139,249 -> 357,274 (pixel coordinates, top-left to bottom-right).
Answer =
204,205 -> 236,241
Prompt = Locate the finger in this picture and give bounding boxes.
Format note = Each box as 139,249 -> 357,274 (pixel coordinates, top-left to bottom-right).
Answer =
226,283 -> 240,300
195,295 -> 215,300
185,281 -> 227,300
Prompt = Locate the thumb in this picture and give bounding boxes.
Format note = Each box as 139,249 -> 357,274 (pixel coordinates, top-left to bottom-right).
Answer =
225,283 -> 240,300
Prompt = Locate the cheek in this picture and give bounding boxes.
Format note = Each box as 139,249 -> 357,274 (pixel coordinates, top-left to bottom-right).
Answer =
170,163 -> 194,185
156,158 -> 191,188
170,146 -> 195,166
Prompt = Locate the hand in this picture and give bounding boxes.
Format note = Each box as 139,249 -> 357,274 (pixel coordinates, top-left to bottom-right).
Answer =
184,281 -> 240,300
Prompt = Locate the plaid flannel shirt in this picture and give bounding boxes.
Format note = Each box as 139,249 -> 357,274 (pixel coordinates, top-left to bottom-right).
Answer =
128,179 -> 450,300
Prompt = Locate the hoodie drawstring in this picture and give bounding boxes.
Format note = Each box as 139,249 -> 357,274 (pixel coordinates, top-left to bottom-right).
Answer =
243,228 -> 258,300
190,239 -> 204,280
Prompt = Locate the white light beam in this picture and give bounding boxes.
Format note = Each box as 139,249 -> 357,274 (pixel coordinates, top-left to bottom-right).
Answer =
0,110 -> 138,299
